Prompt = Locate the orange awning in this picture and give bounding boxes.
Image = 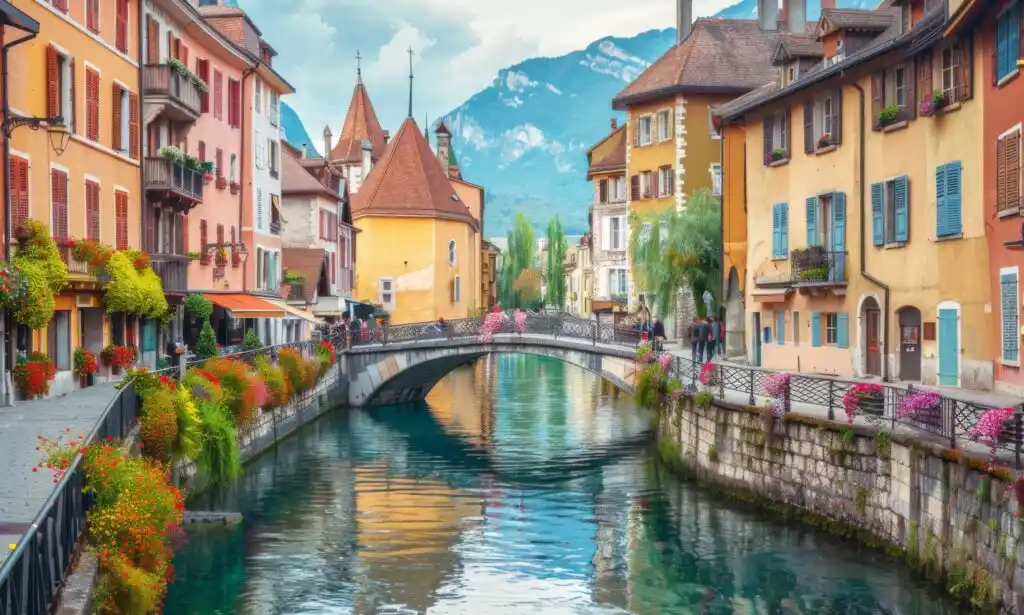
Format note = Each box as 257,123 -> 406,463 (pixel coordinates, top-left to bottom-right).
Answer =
752,291 -> 791,304
203,293 -> 286,319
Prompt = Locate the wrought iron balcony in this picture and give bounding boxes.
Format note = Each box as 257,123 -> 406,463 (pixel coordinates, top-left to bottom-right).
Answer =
790,247 -> 847,286
269,219 -> 282,236
142,64 -> 202,121
150,254 -> 189,294
145,157 -> 204,210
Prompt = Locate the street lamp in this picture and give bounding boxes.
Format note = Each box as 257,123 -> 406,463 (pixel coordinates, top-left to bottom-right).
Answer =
2,114 -> 69,154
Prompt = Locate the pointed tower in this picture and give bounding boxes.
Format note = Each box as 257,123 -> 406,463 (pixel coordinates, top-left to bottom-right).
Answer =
434,119 -> 452,177
328,64 -> 387,194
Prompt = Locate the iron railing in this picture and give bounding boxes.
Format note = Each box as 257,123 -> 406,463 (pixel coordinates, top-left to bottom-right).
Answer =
150,254 -> 189,293
142,64 -> 202,117
145,157 -> 204,203
791,248 -> 847,284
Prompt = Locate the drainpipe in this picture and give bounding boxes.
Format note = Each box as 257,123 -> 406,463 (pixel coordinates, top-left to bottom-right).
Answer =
850,81 -> 891,381
2,27 -> 39,407
239,64 -> 256,292
719,129 -> 725,312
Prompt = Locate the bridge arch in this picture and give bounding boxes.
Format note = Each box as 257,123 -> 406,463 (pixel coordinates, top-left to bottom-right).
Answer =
343,335 -> 638,407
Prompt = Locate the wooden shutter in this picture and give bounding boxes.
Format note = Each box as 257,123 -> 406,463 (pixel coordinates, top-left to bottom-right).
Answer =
200,219 -> 208,253
599,179 -> 608,204
1007,132 -> 1021,212
86,181 -> 100,241
998,134 -> 1008,213
183,214 -> 190,251
116,0 -> 129,53
228,79 -> 241,127
9,156 -> 29,229
918,51 -> 932,108
216,223 -> 224,245
86,68 -> 100,141
935,165 -> 947,236
803,100 -> 814,153
632,119 -> 639,147
771,204 -> 781,257
653,169 -> 660,198
894,175 -> 909,243
832,90 -> 843,145
180,45 -> 189,66
806,197 -> 818,247
216,148 -> 223,178
955,38 -> 972,102
198,141 -> 206,163
871,72 -> 884,130
214,72 -> 223,120
945,162 -> 963,236
51,170 -> 68,239
147,17 -> 159,64
46,45 -> 59,119
197,59 -> 210,113
167,32 -> 175,60
86,0 -> 99,32
1002,271 -> 1020,362
116,191 -> 129,249
630,175 -> 639,201
331,253 -> 337,285
904,62 -> 916,119
871,183 -> 884,246
54,0 -> 68,13
762,116 -> 773,163
112,84 -> 122,151
128,92 -> 139,159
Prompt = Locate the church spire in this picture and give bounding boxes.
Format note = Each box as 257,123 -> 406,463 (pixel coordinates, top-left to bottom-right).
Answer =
407,47 -> 414,118
355,50 -> 362,84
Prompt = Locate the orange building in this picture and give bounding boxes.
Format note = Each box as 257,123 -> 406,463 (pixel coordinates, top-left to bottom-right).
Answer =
7,0 -> 142,394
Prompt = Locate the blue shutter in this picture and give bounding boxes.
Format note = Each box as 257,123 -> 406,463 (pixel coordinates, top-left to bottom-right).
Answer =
831,193 -> 846,281
1002,271 -> 1019,362
811,312 -> 821,347
780,203 -> 789,257
806,197 -> 818,246
772,204 -> 782,257
935,164 -> 947,236
1009,6 -> 1020,80
837,312 -> 850,349
998,10 -> 1010,79
944,161 -> 963,236
894,175 -> 909,242
871,183 -> 884,246
777,311 -> 785,345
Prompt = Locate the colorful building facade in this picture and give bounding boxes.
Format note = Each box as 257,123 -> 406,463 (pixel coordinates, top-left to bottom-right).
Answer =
586,120 -> 628,306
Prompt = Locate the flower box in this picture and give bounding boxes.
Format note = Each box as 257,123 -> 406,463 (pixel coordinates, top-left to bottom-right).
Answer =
232,251 -> 242,268
216,177 -> 228,190
230,181 -> 241,194
817,133 -> 833,149
214,250 -> 228,267
898,391 -> 942,430
877,103 -> 901,128
203,172 -> 214,184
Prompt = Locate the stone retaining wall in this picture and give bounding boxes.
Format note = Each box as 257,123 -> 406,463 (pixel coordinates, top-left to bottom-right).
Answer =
659,397 -> 1024,614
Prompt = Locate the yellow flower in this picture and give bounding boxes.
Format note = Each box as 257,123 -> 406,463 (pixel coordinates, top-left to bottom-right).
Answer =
8,543 -> 15,551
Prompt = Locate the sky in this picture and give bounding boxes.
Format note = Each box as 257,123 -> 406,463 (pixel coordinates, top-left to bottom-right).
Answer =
235,0 -> 737,143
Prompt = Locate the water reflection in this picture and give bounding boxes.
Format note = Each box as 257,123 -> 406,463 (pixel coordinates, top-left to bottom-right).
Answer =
165,354 -> 960,615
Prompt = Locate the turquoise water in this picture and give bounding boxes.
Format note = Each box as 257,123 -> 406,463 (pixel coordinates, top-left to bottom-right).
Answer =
164,354 -> 961,614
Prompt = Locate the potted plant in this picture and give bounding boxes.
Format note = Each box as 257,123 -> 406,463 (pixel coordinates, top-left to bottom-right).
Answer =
898,390 -> 942,430
843,383 -> 884,421
877,103 -> 900,128
215,248 -> 228,267
216,176 -> 228,190
919,90 -> 946,117
186,251 -> 203,262
101,344 -> 135,375
229,180 -> 241,195
770,148 -> 787,163
817,132 -> 832,149
14,356 -> 53,399
232,250 -> 242,268
281,270 -> 304,299
74,347 -> 98,387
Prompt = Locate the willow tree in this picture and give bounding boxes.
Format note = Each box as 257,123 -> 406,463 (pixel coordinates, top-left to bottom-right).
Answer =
544,216 -> 567,308
498,212 -> 536,308
628,189 -> 721,319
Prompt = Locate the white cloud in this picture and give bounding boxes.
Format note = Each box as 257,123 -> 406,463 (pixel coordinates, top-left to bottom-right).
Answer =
503,70 -> 537,92
370,21 -> 437,82
546,84 -> 562,95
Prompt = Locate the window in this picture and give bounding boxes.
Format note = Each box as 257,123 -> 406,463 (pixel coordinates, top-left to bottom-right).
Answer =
115,0 -> 129,53
50,169 -> 69,239
1002,269 -> 1020,363
609,268 -> 628,296
111,84 -> 128,152
762,109 -> 789,164
270,91 -> 279,126
127,90 -> 139,159
85,67 -> 99,141
47,311 -> 71,372
825,313 -> 838,345
604,215 -> 625,252
935,161 -> 963,237
931,38 -> 973,105
658,166 -> 673,197
996,4 -> 1020,83
9,155 -> 29,228
379,278 -> 395,308
710,163 -> 723,197
448,239 -> 457,265
85,180 -> 100,241
115,191 -> 128,249
213,70 -> 224,120
657,109 -> 671,141
45,46 -> 74,133
640,171 -> 652,198
803,90 -> 842,153
51,0 -> 68,14
708,107 -> 722,138
269,140 -> 279,176
776,311 -> 785,345
871,63 -> 914,129
997,127 -> 1022,214
215,148 -> 224,179
86,0 -> 99,33
254,78 -> 262,113
636,115 -> 652,146
599,179 -> 608,204
228,78 -> 241,128
771,202 -> 789,258
452,275 -> 461,302
870,176 -> 909,246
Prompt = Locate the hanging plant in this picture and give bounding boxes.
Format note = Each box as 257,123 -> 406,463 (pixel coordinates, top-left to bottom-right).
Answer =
74,348 -> 99,377
100,344 -> 136,369
10,220 -> 69,329
126,250 -> 151,272
0,261 -> 29,309
102,252 -> 168,319
71,239 -> 114,273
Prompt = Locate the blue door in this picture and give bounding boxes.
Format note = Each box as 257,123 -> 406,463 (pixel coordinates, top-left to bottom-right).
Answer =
937,308 -> 959,386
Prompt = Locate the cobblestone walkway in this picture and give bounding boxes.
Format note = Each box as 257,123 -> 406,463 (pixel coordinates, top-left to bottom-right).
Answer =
0,384 -> 117,567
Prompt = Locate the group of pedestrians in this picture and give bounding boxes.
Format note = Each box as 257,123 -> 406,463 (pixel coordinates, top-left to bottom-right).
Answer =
688,316 -> 725,363
635,316 -> 667,351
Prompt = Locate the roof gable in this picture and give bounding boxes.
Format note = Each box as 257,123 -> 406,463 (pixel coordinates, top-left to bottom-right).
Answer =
282,148 -> 342,201
330,81 -> 387,164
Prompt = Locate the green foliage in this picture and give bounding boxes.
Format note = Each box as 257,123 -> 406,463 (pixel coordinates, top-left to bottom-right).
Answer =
628,190 -> 721,318
873,431 -> 891,457
196,320 -> 218,359
498,212 -> 537,308
10,220 -> 69,328
195,401 -> 241,486
544,216 -> 567,307
708,444 -> 719,463
634,364 -> 666,409
102,252 -> 168,318
242,329 -> 262,351
184,294 -> 214,321
694,390 -> 713,408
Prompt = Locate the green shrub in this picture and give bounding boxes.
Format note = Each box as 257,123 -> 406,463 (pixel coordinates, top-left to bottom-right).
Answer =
196,401 -> 241,486
184,294 -> 213,320
242,329 -> 262,351
196,319 -> 218,359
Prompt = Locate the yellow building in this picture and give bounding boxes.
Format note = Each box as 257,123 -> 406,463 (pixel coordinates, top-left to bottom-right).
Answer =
563,235 -> 594,317
612,12 -> 785,335
480,239 -> 499,312
716,3 -> 992,389
8,0 -> 142,395
352,117 -> 482,324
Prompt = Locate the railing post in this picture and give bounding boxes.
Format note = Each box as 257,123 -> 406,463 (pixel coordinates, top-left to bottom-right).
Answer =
748,369 -> 755,405
783,378 -> 791,414
826,380 -> 835,421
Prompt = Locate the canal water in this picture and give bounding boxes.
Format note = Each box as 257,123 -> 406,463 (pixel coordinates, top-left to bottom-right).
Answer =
165,354 -> 961,614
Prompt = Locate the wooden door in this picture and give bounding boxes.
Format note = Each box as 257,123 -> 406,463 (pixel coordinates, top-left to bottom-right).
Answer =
866,308 -> 882,376
898,307 -> 922,381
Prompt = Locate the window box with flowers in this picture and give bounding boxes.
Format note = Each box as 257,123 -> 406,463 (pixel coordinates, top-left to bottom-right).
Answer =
817,133 -> 833,149
876,103 -> 901,129
14,354 -> 55,399
764,148 -> 788,166
100,344 -> 136,375
919,90 -> 947,117
4,221 -> 69,330
202,161 -> 215,184
74,347 -> 98,387
216,176 -> 228,190
214,248 -> 229,267
167,57 -> 209,93
229,180 -> 241,194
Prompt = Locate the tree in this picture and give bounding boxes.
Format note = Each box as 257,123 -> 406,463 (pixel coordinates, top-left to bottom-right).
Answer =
512,268 -> 542,305
544,216 -> 568,308
628,189 -> 722,319
498,212 -> 536,309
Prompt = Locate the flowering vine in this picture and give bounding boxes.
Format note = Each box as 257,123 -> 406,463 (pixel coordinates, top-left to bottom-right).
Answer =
842,383 -> 883,424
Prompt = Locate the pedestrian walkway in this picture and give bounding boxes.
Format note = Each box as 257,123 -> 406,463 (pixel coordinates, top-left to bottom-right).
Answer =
0,383 -> 117,566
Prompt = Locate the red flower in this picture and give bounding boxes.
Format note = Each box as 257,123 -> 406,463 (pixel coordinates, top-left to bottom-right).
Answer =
67,239 -> 75,247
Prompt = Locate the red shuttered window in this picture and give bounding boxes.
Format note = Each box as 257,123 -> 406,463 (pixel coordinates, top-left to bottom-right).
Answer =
85,68 -> 100,142
115,0 -> 129,53
128,92 -> 139,159
215,149 -> 223,178
86,180 -> 101,241
331,252 -> 336,285
53,0 -> 68,14
86,0 -> 99,33
115,191 -> 129,250
213,71 -> 224,120
227,79 -> 240,128
50,169 -> 69,240
197,59 -> 210,113
9,156 -> 29,230
200,219 -> 208,255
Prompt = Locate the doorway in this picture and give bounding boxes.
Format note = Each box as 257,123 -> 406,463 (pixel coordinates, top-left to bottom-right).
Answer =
897,306 -> 922,381
79,308 -> 105,356
725,267 -> 744,358
937,305 -> 960,386
752,312 -> 762,367
862,297 -> 882,377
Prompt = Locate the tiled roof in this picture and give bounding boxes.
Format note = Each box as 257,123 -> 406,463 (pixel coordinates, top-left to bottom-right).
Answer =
435,118 -> 450,135
588,126 -> 626,176
282,248 -> 327,304
612,19 -> 784,107
352,117 -> 479,230
776,34 -> 824,61
282,149 -> 342,201
329,81 -> 387,164
818,8 -> 896,37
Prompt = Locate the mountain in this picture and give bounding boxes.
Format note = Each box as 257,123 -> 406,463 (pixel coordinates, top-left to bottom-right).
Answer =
281,102 -> 320,158
280,0 -> 878,237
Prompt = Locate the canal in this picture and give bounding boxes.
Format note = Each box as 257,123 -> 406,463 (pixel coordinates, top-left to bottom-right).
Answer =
165,354 -> 961,614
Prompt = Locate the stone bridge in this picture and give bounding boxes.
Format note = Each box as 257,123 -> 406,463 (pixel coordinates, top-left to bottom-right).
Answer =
341,332 -> 640,407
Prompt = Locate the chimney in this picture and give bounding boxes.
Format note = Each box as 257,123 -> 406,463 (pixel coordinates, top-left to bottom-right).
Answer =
610,118 -> 618,131
322,125 -> 333,163
676,0 -> 693,45
300,143 -> 307,159
757,0 -> 779,30
360,139 -> 372,179
821,0 -> 835,8
783,0 -> 806,34
383,130 -> 390,145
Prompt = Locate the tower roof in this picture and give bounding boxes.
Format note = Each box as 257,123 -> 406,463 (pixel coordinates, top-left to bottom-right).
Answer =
329,82 -> 387,164
352,117 -> 478,230
435,118 -> 450,135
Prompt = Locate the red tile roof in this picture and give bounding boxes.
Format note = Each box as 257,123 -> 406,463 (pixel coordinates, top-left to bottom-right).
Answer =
613,19 -> 785,108
282,148 -> 342,201
587,126 -> 626,178
352,117 -> 479,231
435,118 -> 450,135
329,81 -> 387,164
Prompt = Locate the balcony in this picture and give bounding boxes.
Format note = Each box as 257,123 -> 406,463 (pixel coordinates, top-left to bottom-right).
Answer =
286,283 -> 305,302
142,64 -> 202,122
150,254 -> 189,294
145,157 -> 204,211
269,219 -> 281,235
791,248 -> 847,288
55,240 -> 92,276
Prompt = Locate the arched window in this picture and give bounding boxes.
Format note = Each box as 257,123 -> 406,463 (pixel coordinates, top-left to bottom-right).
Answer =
229,154 -> 237,182
447,240 -> 457,266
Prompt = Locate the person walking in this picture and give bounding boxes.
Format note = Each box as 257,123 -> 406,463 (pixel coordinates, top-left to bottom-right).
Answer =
718,319 -> 727,357
705,317 -> 715,362
711,318 -> 721,360
695,318 -> 708,363
688,317 -> 700,360
651,317 -> 666,352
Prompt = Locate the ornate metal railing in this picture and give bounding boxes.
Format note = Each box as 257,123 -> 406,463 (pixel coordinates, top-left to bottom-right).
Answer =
790,248 -> 847,284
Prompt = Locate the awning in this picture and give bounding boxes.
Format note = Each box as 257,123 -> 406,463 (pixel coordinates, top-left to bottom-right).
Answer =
266,299 -> 323,325
0,1 -> 41,33
203,293 -> 286,319
752,291 -> 792,304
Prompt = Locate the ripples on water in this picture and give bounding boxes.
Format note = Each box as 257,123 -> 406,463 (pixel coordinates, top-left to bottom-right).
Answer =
165,354 -> 961,615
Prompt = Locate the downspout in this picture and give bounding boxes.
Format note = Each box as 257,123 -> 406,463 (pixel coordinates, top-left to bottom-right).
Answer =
239,64 -> 256,291
719,127 -> 725,313
850,80 -> 891,381
2,27 -> 39,407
